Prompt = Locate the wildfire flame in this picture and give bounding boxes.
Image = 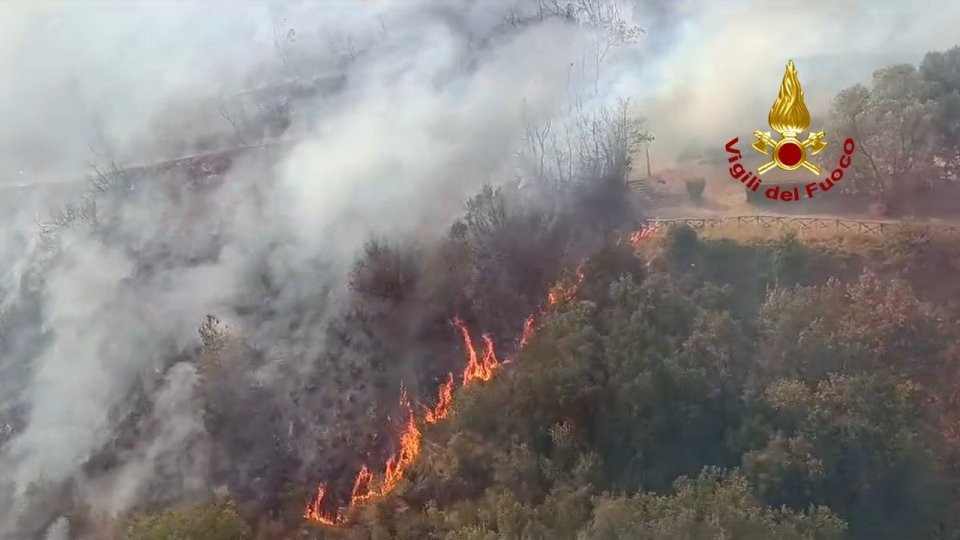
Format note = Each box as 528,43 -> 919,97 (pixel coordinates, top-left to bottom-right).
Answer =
768,59 -> 810,137
302,388 -> 422,524
370,390 -> 421,499
456,318 -> 500,385
547,265 -> 585,307
425,372 -> 454,425
303,485 -> 336,526
302,226 -> 658,527
630,226 -> 657,247
302,323 -> 501,526
519,315 -> 536,350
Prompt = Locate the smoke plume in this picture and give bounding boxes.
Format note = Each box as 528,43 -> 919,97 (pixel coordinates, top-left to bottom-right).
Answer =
0,1 -> 955,538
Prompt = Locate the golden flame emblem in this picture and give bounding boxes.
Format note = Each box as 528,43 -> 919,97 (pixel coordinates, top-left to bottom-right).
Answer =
752,60 -> 827,175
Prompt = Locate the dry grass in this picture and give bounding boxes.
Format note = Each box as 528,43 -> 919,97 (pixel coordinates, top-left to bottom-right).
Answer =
696,222 -> 873,243
649,219 -> 960,306
685,219 -> 958,249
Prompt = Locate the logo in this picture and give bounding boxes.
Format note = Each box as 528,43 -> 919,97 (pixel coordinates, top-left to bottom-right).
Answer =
724,60 -> 856,203
752,60 -> 827,175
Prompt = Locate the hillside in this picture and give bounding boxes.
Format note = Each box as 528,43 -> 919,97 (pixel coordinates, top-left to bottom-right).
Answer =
3,4 -> 960,540
114,222 -> 960,540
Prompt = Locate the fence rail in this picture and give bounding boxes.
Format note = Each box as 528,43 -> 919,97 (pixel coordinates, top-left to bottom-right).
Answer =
642,215 -> 960,234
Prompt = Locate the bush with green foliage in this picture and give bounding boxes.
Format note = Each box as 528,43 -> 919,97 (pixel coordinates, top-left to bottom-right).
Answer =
124,501 -> 252,540
583,470 -> 846,540
126,222 -> 960,540
301,224 -> 960,540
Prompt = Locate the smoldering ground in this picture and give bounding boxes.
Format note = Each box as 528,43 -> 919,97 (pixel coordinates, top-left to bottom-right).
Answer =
0,1 -> 955,538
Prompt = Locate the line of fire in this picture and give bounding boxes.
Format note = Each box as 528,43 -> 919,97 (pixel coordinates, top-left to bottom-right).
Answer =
302,228 -> 657,527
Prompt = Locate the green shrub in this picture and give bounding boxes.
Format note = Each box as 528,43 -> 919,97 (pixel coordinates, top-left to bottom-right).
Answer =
581,469 -> 847,540
124,501 -> 252,540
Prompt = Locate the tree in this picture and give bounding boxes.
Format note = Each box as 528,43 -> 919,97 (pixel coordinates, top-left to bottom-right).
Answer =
756,272 -> 950,386
919,46 -> 960,182
124,501 -> 252,540
827,65 -> 937,209
745,373 -> 952,540
581,470 -> 846,540
517,99 -> 652,198
568,0 -> 646,95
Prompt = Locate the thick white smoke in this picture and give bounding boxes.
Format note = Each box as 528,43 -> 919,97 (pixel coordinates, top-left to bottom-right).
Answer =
631,0 -> 960,167
0,1 -> 642,536
0,1 -> 955,538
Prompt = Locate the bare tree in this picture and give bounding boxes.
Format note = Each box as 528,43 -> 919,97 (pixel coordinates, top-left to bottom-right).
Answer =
575,99 -> 652,183
570,0 -> 646,94
217,99 -> 249,146
519,97 -> 652,195
327,31 -> 359,64
272,14 -> 303,82
520,102 -> 558,188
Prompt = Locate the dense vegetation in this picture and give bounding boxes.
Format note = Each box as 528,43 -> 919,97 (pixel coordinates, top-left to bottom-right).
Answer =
13,21 -> 960,540
125,221 -> 960,540
827,45 -> 960,211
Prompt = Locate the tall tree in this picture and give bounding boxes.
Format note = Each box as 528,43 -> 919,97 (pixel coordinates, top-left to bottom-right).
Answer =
828,65 -> 937,208
919,46 -> 960,182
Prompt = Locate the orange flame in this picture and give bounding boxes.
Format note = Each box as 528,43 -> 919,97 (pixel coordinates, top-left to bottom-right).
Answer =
382,400 -> 422,492
303,484 -> 337,525
425,372 -> 455,424
547,265 -> 586,307
304,322 -> 504,526
303,389 -> 422,525
629,227 -> 657,247
456,318 -> 500,385
304,257 -> 620,526
350,465 -> 375,504
519,315 -> 536,349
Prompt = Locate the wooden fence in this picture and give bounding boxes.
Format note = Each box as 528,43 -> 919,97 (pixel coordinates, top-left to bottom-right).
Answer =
641,215 -> 960,235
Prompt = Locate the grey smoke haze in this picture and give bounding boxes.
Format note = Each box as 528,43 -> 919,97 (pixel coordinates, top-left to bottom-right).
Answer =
1,1 -> 955,183
0,0 -> 956,538
0,1 -> 643,536
634,0 -> 960,166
